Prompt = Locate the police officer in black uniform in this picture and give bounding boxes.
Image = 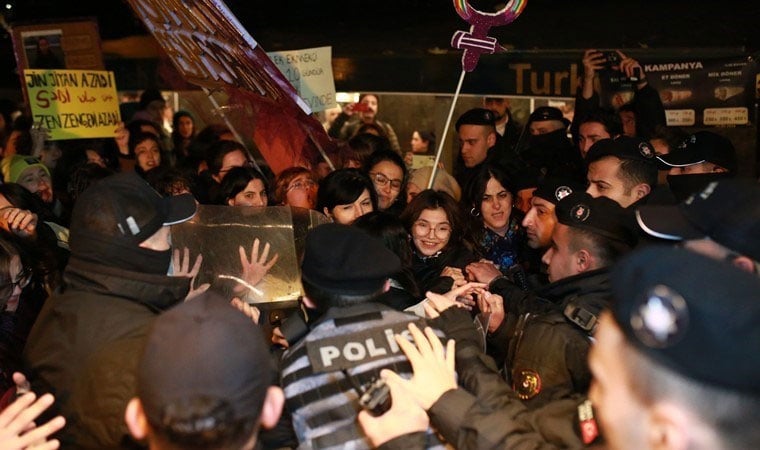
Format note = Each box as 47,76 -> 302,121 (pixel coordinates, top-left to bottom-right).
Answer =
279,223 -> 445,450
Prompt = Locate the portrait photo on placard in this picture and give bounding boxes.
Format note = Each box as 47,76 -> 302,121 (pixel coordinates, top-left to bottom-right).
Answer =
21,30 -> 66,70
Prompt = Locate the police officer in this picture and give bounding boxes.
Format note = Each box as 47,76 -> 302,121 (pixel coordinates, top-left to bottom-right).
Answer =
361,247 -> 760,450
635,178 -> 760,274
480,191 -> 637,407
279,223 -> 444,449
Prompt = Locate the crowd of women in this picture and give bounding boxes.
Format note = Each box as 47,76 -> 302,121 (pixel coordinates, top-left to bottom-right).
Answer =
0,90 -> 535,406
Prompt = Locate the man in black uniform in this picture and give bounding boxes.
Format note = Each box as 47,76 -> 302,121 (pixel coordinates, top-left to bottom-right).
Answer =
279,223 -> 444,449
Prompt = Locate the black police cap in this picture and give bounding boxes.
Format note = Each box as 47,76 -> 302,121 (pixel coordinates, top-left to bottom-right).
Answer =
555,191 -> 637,247
612,246 -> 760,396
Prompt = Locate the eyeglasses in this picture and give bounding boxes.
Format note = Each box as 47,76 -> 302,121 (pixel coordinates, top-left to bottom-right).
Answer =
287,179 -> 316,192
369,172 -> 402,191
0,266 -> 31,299
413,220 -> 451,238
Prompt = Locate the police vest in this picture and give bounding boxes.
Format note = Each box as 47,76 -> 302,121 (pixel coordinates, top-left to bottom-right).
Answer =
280,304 -> 446,450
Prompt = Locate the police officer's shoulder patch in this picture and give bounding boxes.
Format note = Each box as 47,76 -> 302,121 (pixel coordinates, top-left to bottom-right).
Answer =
512,368 -> 542,400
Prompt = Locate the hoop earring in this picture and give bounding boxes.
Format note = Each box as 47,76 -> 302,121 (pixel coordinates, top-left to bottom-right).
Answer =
470,207 -> 480,217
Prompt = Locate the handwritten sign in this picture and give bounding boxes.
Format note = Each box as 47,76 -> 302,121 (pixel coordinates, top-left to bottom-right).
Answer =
24,69 -> 120,140
267,46 -> 337,113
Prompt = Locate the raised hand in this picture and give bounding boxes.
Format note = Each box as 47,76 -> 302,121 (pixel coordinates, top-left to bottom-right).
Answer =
235,238 -> 279,293
383,323 -> 457,410
0,389 -> 65,450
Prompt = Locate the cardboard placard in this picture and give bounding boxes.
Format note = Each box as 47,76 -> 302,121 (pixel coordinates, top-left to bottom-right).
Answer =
24,69 -> 121,140
267,46 -> 337,113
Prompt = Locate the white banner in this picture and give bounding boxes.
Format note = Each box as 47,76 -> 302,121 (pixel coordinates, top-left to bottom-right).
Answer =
267,46 -> 337,113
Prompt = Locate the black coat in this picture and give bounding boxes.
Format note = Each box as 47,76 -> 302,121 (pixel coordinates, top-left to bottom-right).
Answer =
411,244 -> 478,294
23,257 -> 190,449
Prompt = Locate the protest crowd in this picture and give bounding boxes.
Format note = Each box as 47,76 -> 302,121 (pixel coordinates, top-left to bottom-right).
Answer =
0,41 -> 757,450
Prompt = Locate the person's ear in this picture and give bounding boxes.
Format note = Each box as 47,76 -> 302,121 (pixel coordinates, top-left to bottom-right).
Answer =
124,398 -> 149,440
632,182 -> 651,201
577,249 -> 592,272
259,386 -> 285,429
227,198 -> 235,206
323,207 -> 332,218
487,131 -> 497,147
648,402 -> 693,450
731,255 -> 756,274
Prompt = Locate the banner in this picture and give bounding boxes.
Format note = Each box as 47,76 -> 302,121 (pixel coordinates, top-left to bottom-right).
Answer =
267,46 -> 337,113
24,69 -> 121,140
334,51 -> 757,127
124,0 -> 338,174
603,57 -> 756,127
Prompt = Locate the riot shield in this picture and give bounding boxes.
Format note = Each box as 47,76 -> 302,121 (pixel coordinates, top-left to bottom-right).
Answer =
171,205 -> 330,306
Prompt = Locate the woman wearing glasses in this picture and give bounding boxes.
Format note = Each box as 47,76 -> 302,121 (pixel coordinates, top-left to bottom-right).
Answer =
400,189 -> 477,294
273,167 -> 318,210
0,238 -> 37,392
317,169 -> 376,225
363,149 -> 408,216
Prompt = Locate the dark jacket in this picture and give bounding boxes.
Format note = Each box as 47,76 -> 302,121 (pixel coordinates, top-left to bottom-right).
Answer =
23,257 -> 190,449
280,302 -> 443,449
423,307 -> 593,449
486,269 -> 611,407
411,244 -> 478,294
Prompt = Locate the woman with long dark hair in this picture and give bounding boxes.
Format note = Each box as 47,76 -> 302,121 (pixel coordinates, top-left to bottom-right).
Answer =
462,163 -> 525,273
354,211 -> 419,310
220,166 -> 270,207
400,189 -> 477,294
363,149 -> 408,216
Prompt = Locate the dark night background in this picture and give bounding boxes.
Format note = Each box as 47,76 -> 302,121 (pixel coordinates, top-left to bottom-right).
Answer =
1,0 -> 758,174
0,0 -> 755,92
4,0 -> 760,56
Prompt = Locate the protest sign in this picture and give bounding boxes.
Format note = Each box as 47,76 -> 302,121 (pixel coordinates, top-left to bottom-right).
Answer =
267,46 -> 337,113
24,69 -> 121,140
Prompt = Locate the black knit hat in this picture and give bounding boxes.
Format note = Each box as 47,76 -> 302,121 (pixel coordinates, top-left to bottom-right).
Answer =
532,177 -> 585,205
611,246 -> 760,395
301,223 -> 401,295
455,108 -> 496,131
555,191 -> 636,246
528,106 -> 570,127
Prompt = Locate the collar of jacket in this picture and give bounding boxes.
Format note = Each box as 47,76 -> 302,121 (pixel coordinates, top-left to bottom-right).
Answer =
536,268 -> 611,311
63,257 -> 191,313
